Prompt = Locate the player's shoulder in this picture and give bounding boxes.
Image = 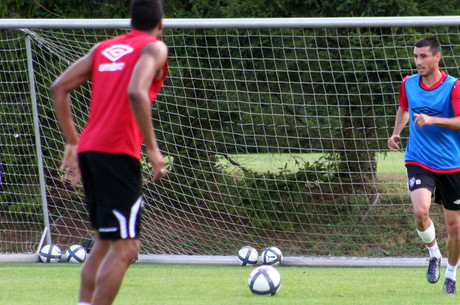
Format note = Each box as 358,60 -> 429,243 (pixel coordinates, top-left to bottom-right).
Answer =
147,39 -> 168,51
441,73 -> 459,91
399,74 -> 413,87
448,76 -> 460,85
142,40 -> 168,58
401,74 -> 413,82
452,79 -> 460,95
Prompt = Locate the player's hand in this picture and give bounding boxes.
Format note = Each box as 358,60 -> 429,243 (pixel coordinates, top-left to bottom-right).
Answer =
387,135 -> 401,152
414,113 -> 434,129
60,143 -> 81,186
146,146 -> 166,183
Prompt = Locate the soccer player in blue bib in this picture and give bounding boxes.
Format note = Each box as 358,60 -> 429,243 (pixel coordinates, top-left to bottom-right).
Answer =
388,37 -> 460,294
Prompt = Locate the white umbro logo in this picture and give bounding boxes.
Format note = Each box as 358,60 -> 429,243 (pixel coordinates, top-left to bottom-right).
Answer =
101,44 -> 134,62
409,177 -> 415,188
454,199 -> 460,205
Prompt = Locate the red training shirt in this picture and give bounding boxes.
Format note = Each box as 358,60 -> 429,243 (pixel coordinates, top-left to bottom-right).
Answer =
78,30 -> 168,160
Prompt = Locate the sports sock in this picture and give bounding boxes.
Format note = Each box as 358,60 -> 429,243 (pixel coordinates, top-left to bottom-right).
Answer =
426,242 -> 441,258
445,263 -> 458,281
77,302 -> 91,305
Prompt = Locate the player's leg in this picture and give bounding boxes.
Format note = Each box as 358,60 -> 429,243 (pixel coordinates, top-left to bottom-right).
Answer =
438,172 -> 460,294
86,152 -> 143,305
411,188 -> 438,247
410,188 -> 442,283
442,209 -> 460,294
91,238 -> 140,305
78,151 -> 109,304
411,187 -> 434,235
407,165 -> 441,283
79,237 -> 110,303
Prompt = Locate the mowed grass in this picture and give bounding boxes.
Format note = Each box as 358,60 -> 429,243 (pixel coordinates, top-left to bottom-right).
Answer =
1,263 -> 459,305
216,152 -> 406,177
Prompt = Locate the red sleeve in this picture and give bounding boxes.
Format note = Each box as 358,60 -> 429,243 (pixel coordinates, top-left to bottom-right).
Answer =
398,75 -> 410,111
452,80 -> 460,117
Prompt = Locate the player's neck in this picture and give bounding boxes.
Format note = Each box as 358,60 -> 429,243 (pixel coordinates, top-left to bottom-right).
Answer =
421,69 -> 442,88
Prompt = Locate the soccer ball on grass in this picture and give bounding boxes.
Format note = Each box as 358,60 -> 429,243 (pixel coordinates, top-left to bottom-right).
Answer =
261,246 -> 283,266
39,244 -> 62,263
237,246 -> 259,266
248,265 -> 281,296
62,244 -> 87,263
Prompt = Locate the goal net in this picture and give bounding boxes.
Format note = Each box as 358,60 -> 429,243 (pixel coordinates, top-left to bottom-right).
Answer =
1,18 -> 460,258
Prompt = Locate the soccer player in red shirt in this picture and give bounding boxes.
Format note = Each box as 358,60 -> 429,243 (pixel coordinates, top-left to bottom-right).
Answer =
51,1 -> 167,304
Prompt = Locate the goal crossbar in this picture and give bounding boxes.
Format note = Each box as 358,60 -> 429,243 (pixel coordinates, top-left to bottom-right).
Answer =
1,16 -> 460,29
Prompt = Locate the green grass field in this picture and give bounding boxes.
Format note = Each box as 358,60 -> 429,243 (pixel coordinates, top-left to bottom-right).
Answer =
1,263 -> 458,305
216,152 -> 406,177
1,153 -> 414,304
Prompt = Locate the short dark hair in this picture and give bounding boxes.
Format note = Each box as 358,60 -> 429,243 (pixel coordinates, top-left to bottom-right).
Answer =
414,37 -> 441,55
130,0 -> 163,31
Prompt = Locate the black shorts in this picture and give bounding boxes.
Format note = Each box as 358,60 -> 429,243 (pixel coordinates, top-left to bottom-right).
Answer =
78,151 -> 143,239
406,164 -> 460,210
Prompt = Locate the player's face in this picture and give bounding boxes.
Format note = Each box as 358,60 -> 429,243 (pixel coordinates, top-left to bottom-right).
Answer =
413,46 -> 440,78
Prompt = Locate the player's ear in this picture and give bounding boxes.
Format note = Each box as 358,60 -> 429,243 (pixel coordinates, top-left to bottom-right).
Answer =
435,51 -> 441,62
155,20 -> 163,38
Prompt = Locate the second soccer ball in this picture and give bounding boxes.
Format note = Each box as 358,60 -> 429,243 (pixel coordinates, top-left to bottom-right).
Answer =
261,246 -> 283,266
62,244 -> 87,263
237,246 -> 259,266
39,244 -> 62,263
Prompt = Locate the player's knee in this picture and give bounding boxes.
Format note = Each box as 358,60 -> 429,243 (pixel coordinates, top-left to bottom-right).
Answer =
114,239 -> 139,262
446,221 -> 460,236
413,204 -> 430,219
413,212 -> 430,230
127,240 -> 140,258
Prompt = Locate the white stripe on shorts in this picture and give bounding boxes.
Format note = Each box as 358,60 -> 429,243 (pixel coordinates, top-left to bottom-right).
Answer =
112,196 -> 143,239
129,196 -> 143,238
112,210 -> 128,239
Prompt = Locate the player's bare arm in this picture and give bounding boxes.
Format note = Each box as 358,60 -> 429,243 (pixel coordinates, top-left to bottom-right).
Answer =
388,107 -> 409,151
50,47 -> 95,186
128,41 -> 168,182
51,48 -> 94,145
414,113 -> 460,130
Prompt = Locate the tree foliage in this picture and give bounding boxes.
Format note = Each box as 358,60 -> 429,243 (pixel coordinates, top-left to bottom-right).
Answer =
163,0 -> 459,18
0,0 -> 130,18
1,0 -> 458,18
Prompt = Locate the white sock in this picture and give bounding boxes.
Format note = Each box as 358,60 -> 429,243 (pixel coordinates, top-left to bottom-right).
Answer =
427,242 -> 441,258
77,302 -> 91,305
445,263 -> 458,281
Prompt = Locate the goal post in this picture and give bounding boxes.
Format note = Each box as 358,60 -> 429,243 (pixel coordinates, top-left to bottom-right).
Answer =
1,17 -> 460,262
25,32 -> 52,247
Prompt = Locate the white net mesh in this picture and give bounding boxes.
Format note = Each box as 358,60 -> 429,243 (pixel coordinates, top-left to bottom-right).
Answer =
1,19 -> 460,256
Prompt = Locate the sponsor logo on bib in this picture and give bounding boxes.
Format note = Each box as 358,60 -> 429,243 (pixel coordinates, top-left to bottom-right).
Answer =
99,44 -> 134,72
